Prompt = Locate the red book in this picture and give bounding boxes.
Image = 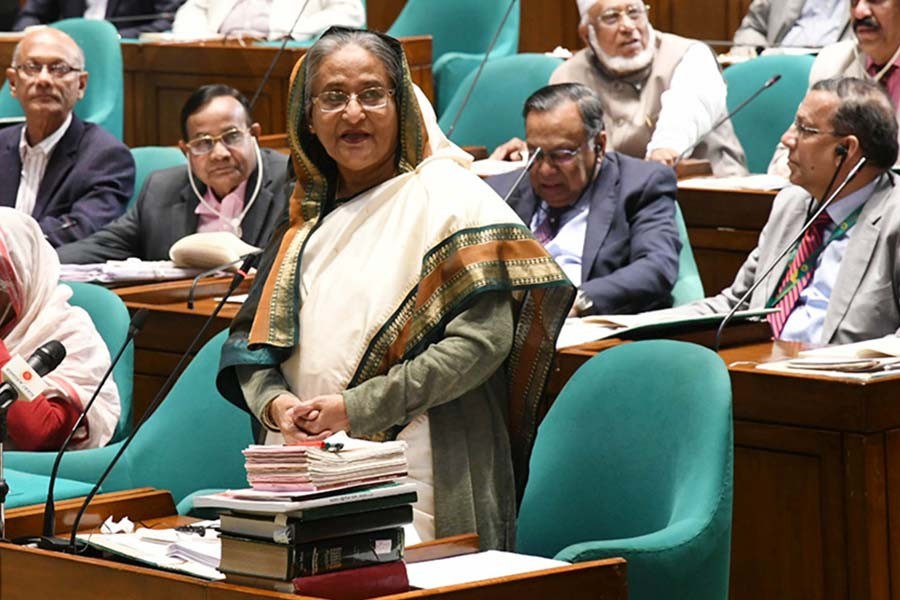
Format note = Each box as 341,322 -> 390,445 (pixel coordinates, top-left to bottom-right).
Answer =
292,561 -> 409,600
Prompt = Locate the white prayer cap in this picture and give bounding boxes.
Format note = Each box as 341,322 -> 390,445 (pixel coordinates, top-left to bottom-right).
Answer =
577,0 -> 599,18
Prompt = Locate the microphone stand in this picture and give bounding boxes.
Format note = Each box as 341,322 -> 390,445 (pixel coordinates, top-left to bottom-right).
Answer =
187,250 -> 261,309
673,74 -> 782,168
36,309 -> 150,551
248,0 -> 312,110
65,255 -> 260,551
712,156 -> 868,352
502,147 -> 542,203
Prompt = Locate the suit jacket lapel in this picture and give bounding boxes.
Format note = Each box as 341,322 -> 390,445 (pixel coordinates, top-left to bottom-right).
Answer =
0,128 -> 22,208
240,161 -> 276,246
821,176 -> 891,342
505,171 -> 539,226
580,155 -> 618,283
180,184 -> 200,235
33,117 -> 82,219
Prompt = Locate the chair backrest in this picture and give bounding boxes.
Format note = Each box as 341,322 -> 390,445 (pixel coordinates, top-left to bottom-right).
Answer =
671,202 -> 704,306
103,330 -> 254,504
517,340 -> 733,599
128,146 -> 187,209
438,53 -> 563,152
724,54 -> 814,173
0,18 -> 124,140
65,281 -> 133,443
387,0 -> 519,67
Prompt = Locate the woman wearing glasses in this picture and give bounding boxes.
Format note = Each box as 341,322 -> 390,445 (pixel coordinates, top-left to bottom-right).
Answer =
217,27 -> 574,550
57,85 -> 289,265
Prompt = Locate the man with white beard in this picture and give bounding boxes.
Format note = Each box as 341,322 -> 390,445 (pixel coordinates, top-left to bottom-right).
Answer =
492,0 -> 748,176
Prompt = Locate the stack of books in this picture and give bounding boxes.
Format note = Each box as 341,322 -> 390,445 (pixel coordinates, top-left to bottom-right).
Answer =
194,436 -> 417,598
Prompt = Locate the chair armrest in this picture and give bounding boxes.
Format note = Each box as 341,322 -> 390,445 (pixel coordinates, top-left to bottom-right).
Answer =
553,517 -> 711,562
5,442 -> 125,487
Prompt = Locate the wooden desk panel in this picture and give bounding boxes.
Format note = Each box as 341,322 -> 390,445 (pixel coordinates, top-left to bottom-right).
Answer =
555,339 -> 900,600
0,37 -> 433,148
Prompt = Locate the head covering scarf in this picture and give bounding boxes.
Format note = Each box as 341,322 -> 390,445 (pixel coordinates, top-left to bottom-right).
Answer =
0,208 -> 119,448
218,27 -> 574,497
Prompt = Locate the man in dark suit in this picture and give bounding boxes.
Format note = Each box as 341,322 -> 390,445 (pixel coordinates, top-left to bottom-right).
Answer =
487,83 -> 681,316
0,28 -> 134,247
15,0 -> 182,38
58,85 -> 289,264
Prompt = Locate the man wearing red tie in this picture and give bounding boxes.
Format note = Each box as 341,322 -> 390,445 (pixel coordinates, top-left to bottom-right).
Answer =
669,76 -> 900,344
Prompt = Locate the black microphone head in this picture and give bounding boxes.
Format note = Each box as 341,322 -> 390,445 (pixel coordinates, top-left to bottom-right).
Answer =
765,74 -> 782,87
28,340 -> 66,376
238,251 -> 263,274
129,308 -> 150,336
836,144 -> 848,156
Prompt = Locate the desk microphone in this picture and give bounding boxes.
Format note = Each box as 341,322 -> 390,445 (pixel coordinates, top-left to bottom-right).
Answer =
502,147 -> 542,203
104,11 -> 175,23
35,309 -> 149,552
673,74 -> 781,168
712,155 -> 868,352
248,0 -> 313,110
65,253 -> 261,551
187,250 -> 262,309
42,218 -> 77,242
445,0 -> 518,139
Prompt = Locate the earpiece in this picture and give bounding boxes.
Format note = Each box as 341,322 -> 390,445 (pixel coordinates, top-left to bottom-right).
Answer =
836,144 -> 848,156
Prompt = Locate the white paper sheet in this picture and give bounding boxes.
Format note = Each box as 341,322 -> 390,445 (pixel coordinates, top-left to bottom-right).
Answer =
406,550 -> 569,589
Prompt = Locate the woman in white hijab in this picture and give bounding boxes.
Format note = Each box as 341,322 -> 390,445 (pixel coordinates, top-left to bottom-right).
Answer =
0,208 -> 119,451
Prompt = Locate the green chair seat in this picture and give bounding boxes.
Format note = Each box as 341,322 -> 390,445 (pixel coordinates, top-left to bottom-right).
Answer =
5,468 -> 95,509
517,340 -> 733,600
128,147 -> 187,210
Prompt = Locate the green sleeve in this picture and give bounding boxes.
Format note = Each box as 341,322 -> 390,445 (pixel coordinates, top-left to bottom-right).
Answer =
235,364 -> 291,429
343,291 -> 514,436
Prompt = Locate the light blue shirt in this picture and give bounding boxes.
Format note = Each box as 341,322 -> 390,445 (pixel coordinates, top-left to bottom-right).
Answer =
530,194 -> 591,286
780,177 -> 877,343
781,0 -> 848,47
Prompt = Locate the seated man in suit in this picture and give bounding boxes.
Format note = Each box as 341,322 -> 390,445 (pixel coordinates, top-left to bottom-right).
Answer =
487,83 -> 681,316
15,0 -> 182,38
0,28 -> 134,247
770,0 -> 900,174
58,84 -> 289,264
733,0 -> 850,50
672,77 -> 900,344
492,0 -> 747,176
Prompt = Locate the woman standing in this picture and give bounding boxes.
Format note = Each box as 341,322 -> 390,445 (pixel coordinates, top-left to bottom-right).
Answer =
217,27 -> 574,549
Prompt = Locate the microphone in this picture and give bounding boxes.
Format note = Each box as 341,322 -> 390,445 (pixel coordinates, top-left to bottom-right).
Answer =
104,12 -> 175,23
248,0 -> 313,110
502,147 -> 543,203
0,341 -> 66,541
712,155 -> 868,352
0,341 -> 67,409
445,0 -> 518,139
42,219 -> 77,241
673,74 -> 782,167
64,260 -> 257,551
187,250 -> 263,309
35,309 -> 149,551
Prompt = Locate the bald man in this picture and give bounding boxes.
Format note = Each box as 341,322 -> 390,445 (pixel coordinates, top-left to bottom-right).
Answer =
0,28 -> 134,246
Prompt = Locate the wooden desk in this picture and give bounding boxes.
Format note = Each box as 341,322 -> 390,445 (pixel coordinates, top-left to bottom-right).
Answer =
555,339 -> 900,600
0,37 -> 433,148
0,494 -> 628,600
677,185 -> 777,295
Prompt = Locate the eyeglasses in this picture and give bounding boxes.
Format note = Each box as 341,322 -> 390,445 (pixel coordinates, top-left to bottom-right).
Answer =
312,86 -> 395,113
526,143 -> 589,167
790,118 -> 845,138
13,61 -> 82,78
595,3 -> 650,27
186,127 -> 249,155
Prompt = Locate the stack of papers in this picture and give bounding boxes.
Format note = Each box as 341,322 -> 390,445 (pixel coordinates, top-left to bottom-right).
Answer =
406,550 -> 569,589
244,433 -> 408,492
60,259 -> 204,283
757,334 -> 900,378
677,174 -> 789,191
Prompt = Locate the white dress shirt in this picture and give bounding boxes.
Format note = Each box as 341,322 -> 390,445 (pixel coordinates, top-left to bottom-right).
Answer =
645,42 -> 727,157
84,0 -> 108,19
15,113 -> 72,217
530,194 -> 591,287
781,0 -> 848,48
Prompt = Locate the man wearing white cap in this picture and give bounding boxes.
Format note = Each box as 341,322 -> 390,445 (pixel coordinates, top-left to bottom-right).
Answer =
493,0 -> 748,176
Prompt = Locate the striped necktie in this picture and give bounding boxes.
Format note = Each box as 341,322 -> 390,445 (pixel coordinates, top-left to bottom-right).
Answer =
767,211 -> 832,338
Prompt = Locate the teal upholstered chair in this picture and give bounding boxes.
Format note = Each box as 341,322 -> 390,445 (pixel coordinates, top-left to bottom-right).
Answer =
671,203 -> 704,306
517,340 -> 733,600
128,146 -> 187,209
723,54 -> 814,173
4,330 -> 253,507
387,0 -> 520,113
65,282 -> 134,442
438,53 -> 563,153
4,468 -> 96,509
0,18 -> 124,140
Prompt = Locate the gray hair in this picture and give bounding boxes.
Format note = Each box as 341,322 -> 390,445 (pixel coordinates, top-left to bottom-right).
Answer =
810,76 -> 899,170
523,83 -> 606,140
12,28 -> 85,70
303,28 -> 403,117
